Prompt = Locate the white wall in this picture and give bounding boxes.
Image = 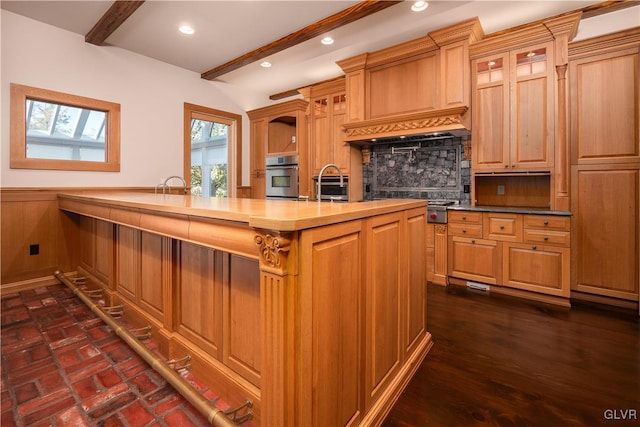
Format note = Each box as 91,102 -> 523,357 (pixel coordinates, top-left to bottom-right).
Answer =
1,10 -> 256,188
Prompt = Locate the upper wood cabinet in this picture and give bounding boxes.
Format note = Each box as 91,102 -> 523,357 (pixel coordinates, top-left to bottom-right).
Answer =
300,78 -> 364,201
306,79 -> 349,176
569,34 -> 640,165
469,12 -> 581,211
247,99 -> 309,198
472,41 -> 555,171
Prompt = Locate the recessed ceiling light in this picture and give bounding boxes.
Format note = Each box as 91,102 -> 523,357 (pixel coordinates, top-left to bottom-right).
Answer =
321,36 -> 334,45
411,1 -> 428,12
179,24 -> 195,35
260,61 -> 272,68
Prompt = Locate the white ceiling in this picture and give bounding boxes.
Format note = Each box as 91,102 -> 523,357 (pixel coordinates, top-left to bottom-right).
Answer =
2,0 -> 633,110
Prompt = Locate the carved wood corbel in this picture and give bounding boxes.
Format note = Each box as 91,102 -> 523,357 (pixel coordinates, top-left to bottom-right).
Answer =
254,231 -> 293,274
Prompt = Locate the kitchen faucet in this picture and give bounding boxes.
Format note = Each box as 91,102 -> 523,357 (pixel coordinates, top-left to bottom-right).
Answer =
317,163 -> 344,202
161,175 -> 188,195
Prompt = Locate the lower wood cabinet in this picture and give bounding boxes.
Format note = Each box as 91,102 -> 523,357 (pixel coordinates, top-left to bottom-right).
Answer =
447,210 -> 571,300
298,208 -> 428,426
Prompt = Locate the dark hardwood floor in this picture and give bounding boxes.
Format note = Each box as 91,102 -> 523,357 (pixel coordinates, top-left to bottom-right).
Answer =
383,284 -> 639,427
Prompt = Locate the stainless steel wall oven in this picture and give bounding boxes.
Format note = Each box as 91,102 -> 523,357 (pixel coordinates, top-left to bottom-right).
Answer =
266,154 -> 299,199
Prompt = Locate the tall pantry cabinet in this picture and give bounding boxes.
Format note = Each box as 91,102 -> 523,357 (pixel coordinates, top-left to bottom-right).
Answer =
569,28 -> 640,306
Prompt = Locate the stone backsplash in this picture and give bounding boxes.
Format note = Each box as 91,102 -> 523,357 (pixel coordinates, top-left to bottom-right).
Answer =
362,137 -> 471,203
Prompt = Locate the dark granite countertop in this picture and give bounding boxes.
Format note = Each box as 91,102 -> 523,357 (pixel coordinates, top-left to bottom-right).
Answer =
448,204 -> 572,216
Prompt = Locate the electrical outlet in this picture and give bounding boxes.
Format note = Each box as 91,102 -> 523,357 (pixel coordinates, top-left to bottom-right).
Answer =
497,185 -> 505,195
30,244 -> 39,255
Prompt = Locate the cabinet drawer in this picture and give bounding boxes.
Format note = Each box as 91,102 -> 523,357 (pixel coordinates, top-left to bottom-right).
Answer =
484,213 -> 522,242
524,215 -> 570,231
448,211 -> 483,224
523,229 -> 570,247
448,222 -> 483,238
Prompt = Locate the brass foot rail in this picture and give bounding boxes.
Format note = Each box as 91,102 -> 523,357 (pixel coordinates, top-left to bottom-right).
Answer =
54,270 -> 240,427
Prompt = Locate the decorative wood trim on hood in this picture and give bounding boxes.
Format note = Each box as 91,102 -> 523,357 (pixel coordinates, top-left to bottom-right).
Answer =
342,106 -> 470,144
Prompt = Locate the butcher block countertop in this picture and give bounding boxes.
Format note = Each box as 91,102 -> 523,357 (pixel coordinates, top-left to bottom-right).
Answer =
57,191 -> 427,231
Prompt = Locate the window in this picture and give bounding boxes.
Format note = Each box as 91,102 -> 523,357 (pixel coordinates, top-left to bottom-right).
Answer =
184,103 -> 241,198
10,83 -> 120,171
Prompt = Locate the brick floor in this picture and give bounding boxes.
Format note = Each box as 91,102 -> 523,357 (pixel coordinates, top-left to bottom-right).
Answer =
1,284 -> 254,426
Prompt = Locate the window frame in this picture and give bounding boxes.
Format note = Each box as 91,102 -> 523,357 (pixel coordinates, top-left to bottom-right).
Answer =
10,83 -> 121,171
183,103 -> 242,197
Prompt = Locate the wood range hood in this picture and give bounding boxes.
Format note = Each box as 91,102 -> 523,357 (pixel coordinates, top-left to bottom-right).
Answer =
337,17 -> 482,147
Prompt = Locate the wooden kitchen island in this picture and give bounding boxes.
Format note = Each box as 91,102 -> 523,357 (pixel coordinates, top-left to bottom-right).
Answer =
57,192 -> 432,427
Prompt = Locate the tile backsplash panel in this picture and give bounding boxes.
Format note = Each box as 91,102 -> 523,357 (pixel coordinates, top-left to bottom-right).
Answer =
363,137 -> 471,202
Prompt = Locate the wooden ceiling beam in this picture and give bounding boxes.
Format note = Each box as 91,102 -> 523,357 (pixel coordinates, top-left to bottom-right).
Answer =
201,0 -> 403,81
85,0 -> 146,45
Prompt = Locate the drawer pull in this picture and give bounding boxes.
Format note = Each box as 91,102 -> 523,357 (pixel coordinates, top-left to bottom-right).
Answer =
543,221 -> 549,225
499,225 -> 505,230
471,240 -> 476,244
532,245 -> 537,250
543,236 -> 549,241
462,229 -> 467,233
462,216 -> 467,220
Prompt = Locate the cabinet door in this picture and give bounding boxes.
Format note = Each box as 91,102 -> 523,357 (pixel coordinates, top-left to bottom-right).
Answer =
366,213 -> 403,407
503,243 -> 569,297
332,93 -> 350,175
250,119 -> 266,199
510,42 -> 555,170
472,53 -> 509,170
573,166 -> 639,301
433,224 -> 448,285
311,96 -> 332,175
570,47 -> 640,165
448,236 -> 501,284
299,220 -> 363,427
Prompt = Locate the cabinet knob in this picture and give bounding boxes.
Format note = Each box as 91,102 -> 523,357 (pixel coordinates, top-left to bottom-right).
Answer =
532,245 -> 537,250
512,165 -> 516,168
462,216 -> 467,220
544,221 -> 549,225
471,240 -> 476,244
499,225 -> 505,230
462,229 -> 467,233
543,236 -> 549,241
505,165 -> 509,168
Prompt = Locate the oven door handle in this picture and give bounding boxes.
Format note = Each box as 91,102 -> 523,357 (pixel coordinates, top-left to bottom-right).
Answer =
266,165 -> 298,170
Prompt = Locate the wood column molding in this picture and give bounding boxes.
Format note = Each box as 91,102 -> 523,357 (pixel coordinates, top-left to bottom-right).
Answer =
545,12 -> 581,211
555,63 -> 569,210
254,229 -> 298,425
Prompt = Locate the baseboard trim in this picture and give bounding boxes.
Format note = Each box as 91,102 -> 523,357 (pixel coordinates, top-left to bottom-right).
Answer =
0,273 -> 76,295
